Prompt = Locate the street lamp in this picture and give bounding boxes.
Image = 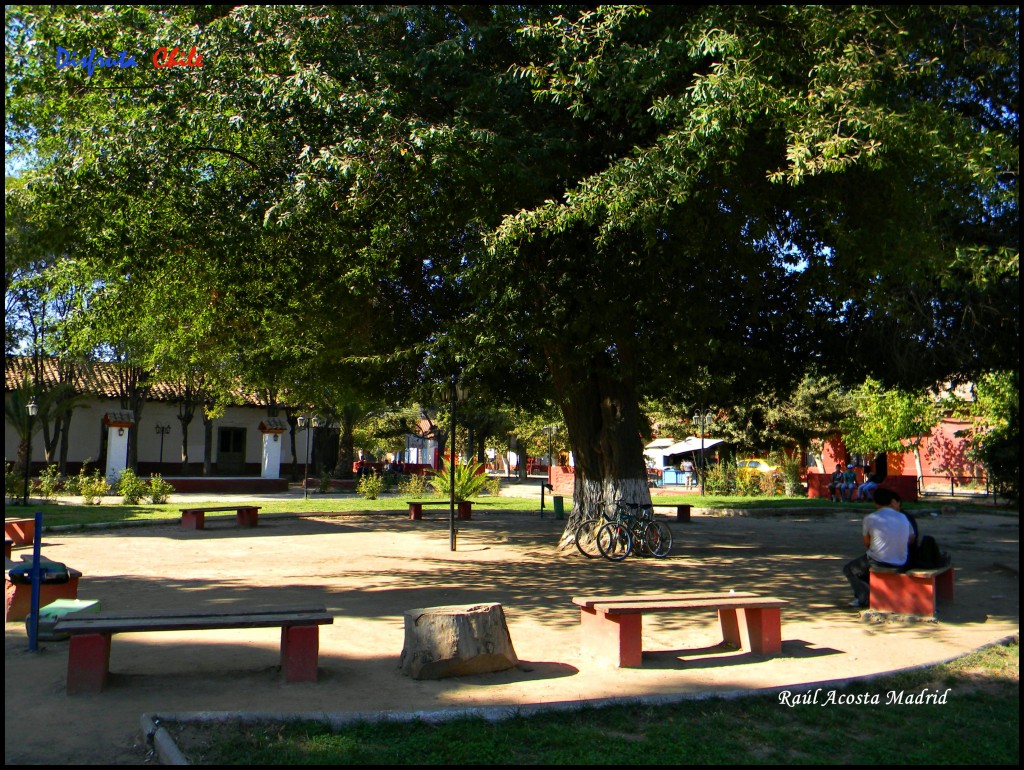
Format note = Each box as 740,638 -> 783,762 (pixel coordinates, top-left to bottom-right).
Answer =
297,414 -> 323,499
155,424 -> 171,467
449,376 -> 468,552
23,399 -> 38,505
692,409 -> 714,497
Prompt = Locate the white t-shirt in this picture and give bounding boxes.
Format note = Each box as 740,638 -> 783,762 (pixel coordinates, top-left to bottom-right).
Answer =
863,507 -> 911,566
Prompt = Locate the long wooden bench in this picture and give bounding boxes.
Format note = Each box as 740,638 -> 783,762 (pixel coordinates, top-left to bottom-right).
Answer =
869,564 -> 954,617
179,505 -> 262,529
53,605 -> 334,694
406,500 -> 472,521
573,592 -> 788,668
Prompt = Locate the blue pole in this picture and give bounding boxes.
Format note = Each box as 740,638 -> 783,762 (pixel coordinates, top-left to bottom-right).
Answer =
27,510 -> 43,652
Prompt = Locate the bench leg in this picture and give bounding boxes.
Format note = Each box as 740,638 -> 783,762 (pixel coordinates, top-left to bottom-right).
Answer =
281,625 -> 320,682
409,503 -> 422,521
236,508 -> 259,527
580,607 -> 643,668
67,632 -> 112,695
181,511 -> 205,530
719,608 -> 782,655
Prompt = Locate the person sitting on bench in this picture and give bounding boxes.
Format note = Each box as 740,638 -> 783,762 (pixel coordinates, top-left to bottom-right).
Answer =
842,488 -> 914,608
827,464 -> 844,502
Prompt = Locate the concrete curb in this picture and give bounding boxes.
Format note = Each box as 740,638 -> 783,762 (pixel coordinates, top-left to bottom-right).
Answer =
142,634 -> 1019,764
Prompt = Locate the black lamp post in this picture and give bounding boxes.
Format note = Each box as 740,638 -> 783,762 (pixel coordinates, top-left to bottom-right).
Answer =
297,415 -> 310,499
449,376 -> 467,552
155,424 -> 171,467
297,414 -> 323,499
692,409 -> 714,497
22,399 -> 38,505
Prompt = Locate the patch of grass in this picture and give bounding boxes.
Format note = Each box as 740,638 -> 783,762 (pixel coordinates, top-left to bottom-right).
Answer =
7,495 -> 549,528
171,640 -> 1018,765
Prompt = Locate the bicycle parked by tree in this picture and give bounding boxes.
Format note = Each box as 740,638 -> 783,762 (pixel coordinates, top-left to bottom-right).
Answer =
575,500 -> 673,561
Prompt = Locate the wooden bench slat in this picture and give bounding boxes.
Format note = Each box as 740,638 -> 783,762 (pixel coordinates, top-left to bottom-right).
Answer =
55,611 -> 333,635
180,506 -> 262,513
573,592 -> 758,608
580,597 -> 788,615
53,605 -> 326,622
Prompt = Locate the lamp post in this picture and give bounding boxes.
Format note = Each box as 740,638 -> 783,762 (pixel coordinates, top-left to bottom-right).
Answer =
298,415 -> 310,499
23,399 -> 38,505
449,376 -> 468,552
692,409 -> 714,497
155,424 -> 171,467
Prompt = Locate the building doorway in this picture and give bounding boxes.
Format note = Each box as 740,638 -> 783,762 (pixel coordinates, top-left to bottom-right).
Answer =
217,427 -> 246,474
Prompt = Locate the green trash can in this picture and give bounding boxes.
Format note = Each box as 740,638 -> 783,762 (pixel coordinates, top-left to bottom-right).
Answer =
552,496 -> 564,520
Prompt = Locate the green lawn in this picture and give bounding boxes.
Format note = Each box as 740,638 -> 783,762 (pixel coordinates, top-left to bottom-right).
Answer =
169,640 -> 1018,765
4,491 -> 1007,529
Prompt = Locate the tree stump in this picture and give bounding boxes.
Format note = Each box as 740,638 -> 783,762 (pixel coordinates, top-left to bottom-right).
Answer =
400,603 -> 518,680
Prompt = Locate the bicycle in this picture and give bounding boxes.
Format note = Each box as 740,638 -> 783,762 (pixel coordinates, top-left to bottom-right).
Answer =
574,499 -> 642,559
577,500 -> 673,560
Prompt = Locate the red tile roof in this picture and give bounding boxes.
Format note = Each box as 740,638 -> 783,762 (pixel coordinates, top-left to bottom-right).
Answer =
5,356 -> 273,407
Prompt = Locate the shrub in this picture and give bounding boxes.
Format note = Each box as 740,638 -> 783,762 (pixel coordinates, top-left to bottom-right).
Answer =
148,473 -> 174,504
398,473 -> 432,497
118,468 -> 149,504
429,459 -> 491,501
80,470 -> 111,505
702,463 -> 736,495
37,464 -> 63,501
356,473 -> 385,500
4,462 -> 20,501
318,469 -> 333,494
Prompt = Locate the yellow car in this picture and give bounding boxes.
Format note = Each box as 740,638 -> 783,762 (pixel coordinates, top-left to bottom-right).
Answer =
736,458 -> 779,474
736,458 -> 784,492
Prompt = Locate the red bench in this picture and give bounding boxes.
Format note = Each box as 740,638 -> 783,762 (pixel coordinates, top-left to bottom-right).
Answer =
4,518 -> 35,546
572,592 -> 788,668
179,505 -> 261,529
869,564 -> 954,617
54,605 -> 334,694
406,500 -> 472,521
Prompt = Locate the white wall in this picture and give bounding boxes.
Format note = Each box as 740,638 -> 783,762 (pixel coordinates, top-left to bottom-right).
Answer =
4,394 -> 298,467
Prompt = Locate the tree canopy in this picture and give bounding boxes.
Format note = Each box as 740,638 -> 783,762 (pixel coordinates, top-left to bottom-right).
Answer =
6,5 -> 1018,521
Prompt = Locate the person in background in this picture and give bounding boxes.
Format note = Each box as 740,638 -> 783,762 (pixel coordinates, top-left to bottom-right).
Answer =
828,463 -> 844,502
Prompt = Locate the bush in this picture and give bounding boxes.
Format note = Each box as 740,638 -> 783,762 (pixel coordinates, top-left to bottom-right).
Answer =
398,473 -> 432,497
118,468 -> 149,504
318,469 -> 333,494
356,473 -> 385,500
80,469 -> 111,505
37,464 -> 63,501
429,459 -> 491,501
4,462 -> 20,501
702,463 -> 736,495
148,473 -> 174,504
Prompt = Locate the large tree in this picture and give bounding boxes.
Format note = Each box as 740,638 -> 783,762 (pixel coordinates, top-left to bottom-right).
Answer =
7,6 -> 1017,535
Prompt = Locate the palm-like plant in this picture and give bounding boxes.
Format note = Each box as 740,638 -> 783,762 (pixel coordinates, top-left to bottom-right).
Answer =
429,459 -> 491,502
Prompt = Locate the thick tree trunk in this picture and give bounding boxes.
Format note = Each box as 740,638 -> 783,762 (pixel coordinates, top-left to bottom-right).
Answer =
334,416 -> 355,479
547,347 -> 651,550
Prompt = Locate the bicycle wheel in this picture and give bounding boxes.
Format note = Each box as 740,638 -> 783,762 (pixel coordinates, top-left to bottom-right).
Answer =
574,517 -> 604,559
597,521 -> 632,561
642,520 -> 673,558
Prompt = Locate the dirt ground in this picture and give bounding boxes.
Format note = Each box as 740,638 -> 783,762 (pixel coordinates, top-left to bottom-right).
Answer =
4,502 -> 1019,765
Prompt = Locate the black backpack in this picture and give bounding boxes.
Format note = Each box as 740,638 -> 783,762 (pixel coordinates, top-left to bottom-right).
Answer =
911,535 -> 950,569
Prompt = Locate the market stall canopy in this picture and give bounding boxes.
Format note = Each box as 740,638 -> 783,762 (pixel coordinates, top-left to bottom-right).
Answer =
664,437 -> 726,455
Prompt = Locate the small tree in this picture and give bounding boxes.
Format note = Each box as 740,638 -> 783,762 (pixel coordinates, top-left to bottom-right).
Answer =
840,379 -> 940,481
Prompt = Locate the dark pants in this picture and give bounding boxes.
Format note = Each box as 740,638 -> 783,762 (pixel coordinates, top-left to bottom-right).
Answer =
843,554 -> 902,605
